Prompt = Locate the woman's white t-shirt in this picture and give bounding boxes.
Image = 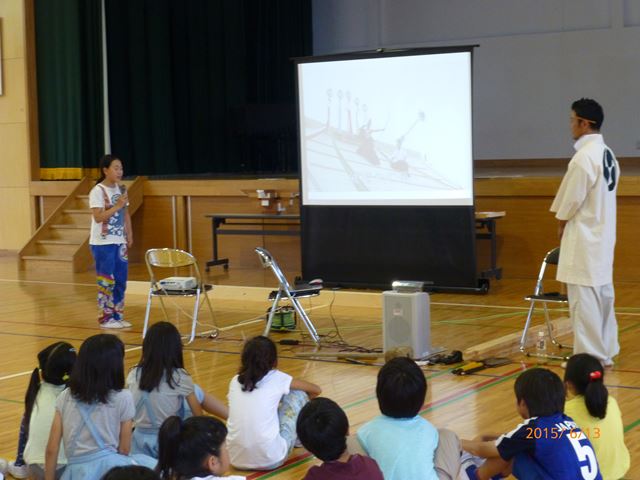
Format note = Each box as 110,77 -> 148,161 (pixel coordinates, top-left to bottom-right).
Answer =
226,370 -> 292,469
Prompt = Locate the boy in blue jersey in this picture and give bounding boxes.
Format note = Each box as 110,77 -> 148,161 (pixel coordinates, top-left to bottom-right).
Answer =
461,368 -> 601,480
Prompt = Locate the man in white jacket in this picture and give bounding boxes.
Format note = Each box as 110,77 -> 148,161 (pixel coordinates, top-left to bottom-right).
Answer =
550,98 -> 619,367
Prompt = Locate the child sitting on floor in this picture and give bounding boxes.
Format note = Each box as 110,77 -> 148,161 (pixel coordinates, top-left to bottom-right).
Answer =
296,397 -> 383,479
564,354 -> 629,480
128,322 -> 228,458
226,336 -> 321,470
44,334 -> 155,480
461,368 -> 602,480
156,416 -> 244,480
355,357 -> 461,480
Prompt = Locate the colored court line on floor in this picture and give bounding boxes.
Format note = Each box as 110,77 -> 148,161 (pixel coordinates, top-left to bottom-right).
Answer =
619,321 -> 640,334
247,453 -> 314,480
419,366 -> 526,416
624,418 -> 640,433
608,384 -> 640,391
0,397 -> 21,404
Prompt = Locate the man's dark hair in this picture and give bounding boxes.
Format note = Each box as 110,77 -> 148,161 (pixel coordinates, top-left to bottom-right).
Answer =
514,368 -> 565,417
572,98 -> 604,130
376,357 -> 426,418
296,397 -> 348,462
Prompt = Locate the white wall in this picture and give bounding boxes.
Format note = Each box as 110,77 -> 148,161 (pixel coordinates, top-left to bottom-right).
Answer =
313,0 -> 640,159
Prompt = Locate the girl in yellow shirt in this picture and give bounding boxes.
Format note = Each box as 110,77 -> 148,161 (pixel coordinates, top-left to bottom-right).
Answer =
564,354 -> 630,480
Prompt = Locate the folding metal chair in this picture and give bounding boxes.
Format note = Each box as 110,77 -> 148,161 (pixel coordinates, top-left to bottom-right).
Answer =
519,247 -> 572,360
255,247 -> 321,344
142,248 -> 216,344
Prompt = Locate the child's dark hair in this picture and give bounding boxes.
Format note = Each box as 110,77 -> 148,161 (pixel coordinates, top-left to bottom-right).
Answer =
157,416 -> 227,479
376,357 -> 426,418
96,154 -> 122,184
138,322 -> 185,392
296,397 -> 348,462
102,465 -> 160,480
571,98 -> 604,130
68,334 -> 125,404
238,336 -> 277,392
514,368 -> 565,417
565,353 -> 608,419
24,342 -> 76,436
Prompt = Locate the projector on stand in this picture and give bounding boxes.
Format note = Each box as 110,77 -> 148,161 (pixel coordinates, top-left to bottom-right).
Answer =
159,277 -> 197,291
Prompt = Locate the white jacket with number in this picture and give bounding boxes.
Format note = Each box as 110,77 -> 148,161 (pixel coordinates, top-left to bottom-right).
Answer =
550,134 -> 618,287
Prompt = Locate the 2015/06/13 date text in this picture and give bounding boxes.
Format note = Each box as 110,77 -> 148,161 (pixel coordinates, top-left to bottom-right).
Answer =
525,427 -> 601,440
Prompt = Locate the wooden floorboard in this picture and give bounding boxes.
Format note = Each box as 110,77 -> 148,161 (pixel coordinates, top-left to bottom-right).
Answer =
0,257 -> 639,479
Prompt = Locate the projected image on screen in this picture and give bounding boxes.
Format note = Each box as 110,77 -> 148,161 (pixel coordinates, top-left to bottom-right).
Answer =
298,52 -> 473,206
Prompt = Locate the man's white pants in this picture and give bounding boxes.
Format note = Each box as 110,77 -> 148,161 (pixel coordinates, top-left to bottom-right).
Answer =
567,283 -> 619,365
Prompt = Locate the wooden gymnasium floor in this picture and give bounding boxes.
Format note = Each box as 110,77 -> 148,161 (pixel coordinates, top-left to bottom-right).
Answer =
1,253 -> 639,479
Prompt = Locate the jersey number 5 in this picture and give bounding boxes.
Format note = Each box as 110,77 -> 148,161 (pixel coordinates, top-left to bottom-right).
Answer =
568,434 -> 599,480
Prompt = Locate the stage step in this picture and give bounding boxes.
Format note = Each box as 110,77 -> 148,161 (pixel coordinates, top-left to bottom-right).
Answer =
36,239 -> 83,256
21,254 -> 74,272
19,177 -> 143,273
62,209 -> 92,226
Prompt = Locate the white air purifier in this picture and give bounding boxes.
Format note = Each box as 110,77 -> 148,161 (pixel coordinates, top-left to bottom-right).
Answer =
383,291 -> 431,359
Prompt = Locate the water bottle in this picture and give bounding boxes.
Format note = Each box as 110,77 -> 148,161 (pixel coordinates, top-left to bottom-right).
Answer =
536,331 -> 547,355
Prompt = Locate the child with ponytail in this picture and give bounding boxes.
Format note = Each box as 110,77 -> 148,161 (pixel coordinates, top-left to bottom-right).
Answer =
156,416 -> 244,480
564,353 -> 630,480
45,334 -> 154,480
0,342 -> 77,480
226,336 -> 321,470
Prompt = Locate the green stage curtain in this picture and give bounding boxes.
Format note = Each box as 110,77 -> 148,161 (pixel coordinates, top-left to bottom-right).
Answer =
35,0 -> 104,180
105,0 -> 312,176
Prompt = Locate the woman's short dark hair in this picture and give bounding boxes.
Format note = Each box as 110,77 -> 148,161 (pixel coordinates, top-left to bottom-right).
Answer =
376,357 -> 426,418
69,334 -> 125,404
296,397 -> 348,461
514,368 -> 565,417
564,353 -> 608,419
237,336 -> 278,392
157,416 -> 227,479
137,321 -> 185,392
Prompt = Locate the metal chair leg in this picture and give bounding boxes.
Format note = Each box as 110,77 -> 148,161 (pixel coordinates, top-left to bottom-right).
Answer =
186,289 -> 200,344
519,301 -> 536,353
143,289 -> 153,339
544,303 -> 572,350
157,294 -> 170,321
521,301 -> 571,360
264,290 -> 282,336
287,293 -> 320,344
